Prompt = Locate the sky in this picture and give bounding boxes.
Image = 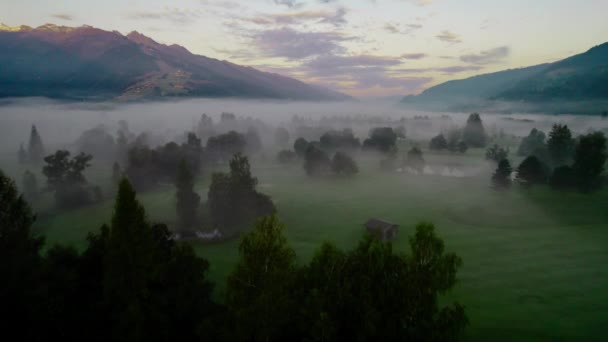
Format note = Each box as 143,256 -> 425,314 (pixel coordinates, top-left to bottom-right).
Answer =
1,0 -> 608,98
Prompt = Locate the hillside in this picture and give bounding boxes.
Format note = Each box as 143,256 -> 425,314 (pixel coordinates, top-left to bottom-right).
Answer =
402,42 -> 608,112
0,23 -> 351,101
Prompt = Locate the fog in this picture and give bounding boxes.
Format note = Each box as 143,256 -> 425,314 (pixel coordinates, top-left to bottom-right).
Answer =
2,97 -> 607,164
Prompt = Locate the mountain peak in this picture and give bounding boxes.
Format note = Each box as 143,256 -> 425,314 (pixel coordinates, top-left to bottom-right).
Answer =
35,23 -> 77,33
126,31 -> 159,47
0,23 -> 32,32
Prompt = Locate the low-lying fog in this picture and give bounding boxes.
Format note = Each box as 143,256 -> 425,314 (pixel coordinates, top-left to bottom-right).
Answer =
1,97 -> 607,164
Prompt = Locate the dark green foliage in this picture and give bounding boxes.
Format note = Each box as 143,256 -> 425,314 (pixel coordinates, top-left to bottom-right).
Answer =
572,132 -> 607,192
43,150 -> 94,208
331,151 -> 359,176
276,149 -> 297,164
547,124 -> 575,167
206,131 -> 247,162
126,134 -> 202,191
462,113 -> 487,148
22,170 -> 39,202
492,159 -> 512,189
485,144 -> 510,163
103,179 -> 216,341
457,141 -> 469,153
27,124 -> 45,163
517,128 -> 546,156
430,133 -> 448,151
550,165 -> 577,190
363,127 -> 398,153
176,160 -> 201,233
274,127 -> 290,146
207,154 -> 275,236
225,214 -> 297,341
407,146 -> 426,172
516,156 -> 548,186
0,170 -> 45,341
293,137 -> 309,157
304,144 -> 331,176
295,222 -> 467,341
320,129 -> 361,151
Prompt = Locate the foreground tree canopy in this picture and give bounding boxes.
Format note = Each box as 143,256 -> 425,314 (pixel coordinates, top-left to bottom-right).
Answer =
0,169 -> 468,342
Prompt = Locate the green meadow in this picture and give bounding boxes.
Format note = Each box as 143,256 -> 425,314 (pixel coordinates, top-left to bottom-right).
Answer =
22,146 -> 608,341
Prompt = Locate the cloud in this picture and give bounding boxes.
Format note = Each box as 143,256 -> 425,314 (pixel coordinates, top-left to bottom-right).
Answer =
248,7 -> 347,27
460,46 -> 510,64
127,7 -> 201,25
436,65 -> 483,74
401,53 -> 427,60
51,13 -> 74,21
255,28 -> 351,59
401,0 -> 433,6
383,22 -> 423,35
436,30 -> 461,43
273,0 -> 302,8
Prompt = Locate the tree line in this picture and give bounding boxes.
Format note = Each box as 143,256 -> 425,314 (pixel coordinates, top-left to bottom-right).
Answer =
0,169 -> 467,342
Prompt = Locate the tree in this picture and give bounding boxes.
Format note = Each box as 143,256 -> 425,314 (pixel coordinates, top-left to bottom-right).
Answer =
429,134 -> 448,151
0,170 -> 45,341
304,145 -> 331,176
27,125 -> 45,163
293,137 -> 309,157
225,214 -> 296,342
18,143 -> 27,164
572,132 -> 607,192
277,150 -> 297,164
462,113 -> 487,148
197,113 -> 215,141
175,159 -> 201,233
407,147 -> 425,172
485,144 -> 509,163
362,127 -> 397,153
207,154 -> 275,236
550,166 -> 576,190
103,179 -> 216,341
516,156 -> 548,186
206,131 -> 247,163
295,222 -> 467,341
517,128 -> 546,156
331,151 -> 358,176
547,124 -> 575,167
43,150 -> 94,208
320,129 -> 361,151
274,127 -> 290,147
22,170 -> 39,202
492,159 -> 512,189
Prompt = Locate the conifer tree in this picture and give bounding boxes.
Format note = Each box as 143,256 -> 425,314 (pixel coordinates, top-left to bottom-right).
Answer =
175,159 -> 200,233
27,125 -> 45,163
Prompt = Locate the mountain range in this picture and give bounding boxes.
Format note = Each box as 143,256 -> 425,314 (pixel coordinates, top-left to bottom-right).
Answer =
402,42 -> 608,113
0,23 -> 351,101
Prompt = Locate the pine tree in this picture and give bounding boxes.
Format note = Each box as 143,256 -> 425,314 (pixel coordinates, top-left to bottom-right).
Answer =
175,159 -> 200,233
492,159 -> 512,189
0,170 -> 45,340
27,125 -> 45,163
18,143 -> 27,164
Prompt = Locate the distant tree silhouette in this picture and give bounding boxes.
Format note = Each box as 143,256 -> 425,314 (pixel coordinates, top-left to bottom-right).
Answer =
407,146 -> 425,172
43,150 -> 94,208
304,145 -> 331,176
175,159 -> 201,233
572,132 -> 607,192
485,144 -> 509,163
293,137 -> 309,157
22,170 -> 39,202
363,127 -> 397,153
429,134 -> 448,151
492,159 -> 512,189
547,124 -> 575,167
18,143 -> 27,164
274,127 -> 290,147
462,113 -> 487,148
27,125 -> 45,163
516,156 -> 548,186
331,151 -> 358,176
517,128 -> 546,157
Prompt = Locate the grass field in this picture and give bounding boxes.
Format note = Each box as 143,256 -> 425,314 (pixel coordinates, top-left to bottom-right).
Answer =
17,147 -> 608,341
